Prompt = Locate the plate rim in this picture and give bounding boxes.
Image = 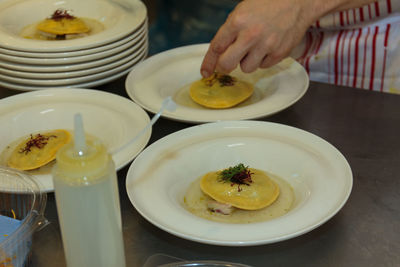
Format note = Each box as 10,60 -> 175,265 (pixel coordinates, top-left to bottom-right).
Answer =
0,43 -> 147,85
0,34 -> 148,73
0,47 -> 147,91
0,41 -> 146,79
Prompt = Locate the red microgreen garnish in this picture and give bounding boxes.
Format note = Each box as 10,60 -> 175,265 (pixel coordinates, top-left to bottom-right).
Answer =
19,133 -> 57,154
203,73 -> 237,87
218,163 -> 253,192
50,9 -> 75,21
217,74 -> 236,86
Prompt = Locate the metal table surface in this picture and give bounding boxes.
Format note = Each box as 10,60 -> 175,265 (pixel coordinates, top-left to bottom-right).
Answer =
1,78 -> 399,267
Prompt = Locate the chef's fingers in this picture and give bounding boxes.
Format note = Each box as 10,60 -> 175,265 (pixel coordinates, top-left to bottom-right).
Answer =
200,22 -> 238,78
215,23 -> 270,73
239,33 -> 278,73
260,53 -> 284,69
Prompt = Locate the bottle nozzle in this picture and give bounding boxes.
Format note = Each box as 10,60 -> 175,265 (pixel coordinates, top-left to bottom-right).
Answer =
110,96 -> 176,155
74,113 -> 87,156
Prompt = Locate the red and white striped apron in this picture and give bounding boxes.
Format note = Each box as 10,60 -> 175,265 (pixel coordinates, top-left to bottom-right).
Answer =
292,0 -> 400,94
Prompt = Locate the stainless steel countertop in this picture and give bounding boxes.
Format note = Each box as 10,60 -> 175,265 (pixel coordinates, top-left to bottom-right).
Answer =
1,78 -> 399,267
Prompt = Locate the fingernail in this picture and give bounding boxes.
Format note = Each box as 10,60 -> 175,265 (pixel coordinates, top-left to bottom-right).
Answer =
201,70 -> 210,78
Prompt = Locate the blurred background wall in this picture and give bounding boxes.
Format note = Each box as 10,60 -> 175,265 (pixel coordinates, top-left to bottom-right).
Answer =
143,0 -> 238,55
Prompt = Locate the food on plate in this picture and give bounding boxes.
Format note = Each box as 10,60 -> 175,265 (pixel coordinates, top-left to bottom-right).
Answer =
189,72 -> 254,108
36,9 -> 90,39
202,163 -> 280,210
20,9 -> 104,40
6,129 -> 71,171
184,164 -> 294,223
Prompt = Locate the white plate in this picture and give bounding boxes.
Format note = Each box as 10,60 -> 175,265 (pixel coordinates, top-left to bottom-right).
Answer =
0,35 -> 147,73
0,42 -> 146,79
0,19 -> 147,58
0,47 -> 147,91
125,44 -> 309,123
0,49 -> 148,91
0,0 -> 147,52
126,120 -> 352,246
0,49 -> 147,91
0,45 -> 147,86
0,26 -> 146,65
0,88 -> 151,192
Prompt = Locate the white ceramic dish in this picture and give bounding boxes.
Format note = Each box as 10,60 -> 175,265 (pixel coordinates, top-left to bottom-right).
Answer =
0,0 -> 147,52
0,36 -> 147,73
126,121 -> 352,246
125,44 -> 309,123
0,50 -> 147,91
0,42 -> 146,79
0,47 -> 147,91
0,88 -> 151,192
0,26 -> 146,65
0,45 -> 147,86
0,19 -> 147,58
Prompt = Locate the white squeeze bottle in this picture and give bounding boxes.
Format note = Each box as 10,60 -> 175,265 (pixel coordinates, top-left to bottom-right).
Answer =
52,114 -> 126,267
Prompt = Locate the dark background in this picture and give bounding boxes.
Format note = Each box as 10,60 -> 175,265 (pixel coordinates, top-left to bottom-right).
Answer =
144,0 -> 238,55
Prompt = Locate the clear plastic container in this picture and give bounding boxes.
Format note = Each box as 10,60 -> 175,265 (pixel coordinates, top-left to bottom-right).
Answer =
0,166 -> 48,267
144,254 -> 253,267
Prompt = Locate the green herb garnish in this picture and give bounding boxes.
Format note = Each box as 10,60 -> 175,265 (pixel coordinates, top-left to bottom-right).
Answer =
218,163 -> 253,191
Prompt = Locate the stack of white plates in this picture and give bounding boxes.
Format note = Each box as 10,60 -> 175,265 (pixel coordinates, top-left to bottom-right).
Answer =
0,0 -> 148,91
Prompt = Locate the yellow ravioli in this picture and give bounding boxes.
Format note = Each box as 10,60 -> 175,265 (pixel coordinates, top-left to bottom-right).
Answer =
200,168 -> 280,210
7,129 -> 71,171
189,73 -> 254,108
36,17 -> 90,35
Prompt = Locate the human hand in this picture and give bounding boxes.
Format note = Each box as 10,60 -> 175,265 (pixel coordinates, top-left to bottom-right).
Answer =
200,0 -> 318,77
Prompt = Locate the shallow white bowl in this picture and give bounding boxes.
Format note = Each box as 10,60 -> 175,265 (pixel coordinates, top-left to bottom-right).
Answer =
0,36 -> 147,73
0,45 -> 147,86
125,44 -> 309,123
0,43 -> 146,79
126,121 -> 352,246
0,49 -> 147,91
0,88 -> 151,191
0,0 -> 147,52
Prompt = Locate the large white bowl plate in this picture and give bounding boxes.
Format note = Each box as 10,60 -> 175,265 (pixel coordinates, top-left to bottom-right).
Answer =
0,38 -> 147,73
126,121 -> 352,246
125,44 -> 309,123
0,42 -> 147,79
0,48 -> 147,91
0,41 -> 147,85
0,89 -> 151,192
0,0 -> 147,52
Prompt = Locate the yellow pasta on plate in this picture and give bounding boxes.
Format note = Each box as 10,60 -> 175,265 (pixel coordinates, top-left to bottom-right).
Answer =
200,165 -> 280,210
189,73 -> 254,109
7,129 -> 71,171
